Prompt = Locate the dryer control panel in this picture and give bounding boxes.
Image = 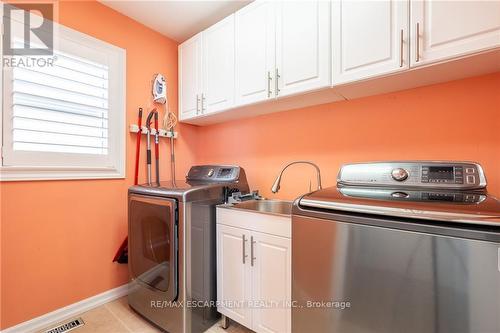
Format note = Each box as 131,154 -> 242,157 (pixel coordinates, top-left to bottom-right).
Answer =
186,165 -> 241,183
337,161 -> 486,190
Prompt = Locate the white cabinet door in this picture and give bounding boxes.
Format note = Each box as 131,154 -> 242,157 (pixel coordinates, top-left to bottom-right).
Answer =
411,0 -> 500,67
202,14 -> 235,114
235,1 -> 276,106
251,232 -> 291,333
275,0 -> 331,97
179,33 -> 202,120
216,224 -> 252,327
332,0 -> 409,85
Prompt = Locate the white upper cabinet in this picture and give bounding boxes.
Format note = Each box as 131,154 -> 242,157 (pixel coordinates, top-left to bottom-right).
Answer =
178,0 -> 499,125
275,0 -> 331,97
235,1 -> 276,106
202,14 -> 235,114
411,0 -> 500,67
179,33 -> 202,120
332,0 -> 409,85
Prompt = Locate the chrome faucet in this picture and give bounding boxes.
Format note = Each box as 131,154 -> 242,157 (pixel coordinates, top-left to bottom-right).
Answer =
271,161 -> 322,194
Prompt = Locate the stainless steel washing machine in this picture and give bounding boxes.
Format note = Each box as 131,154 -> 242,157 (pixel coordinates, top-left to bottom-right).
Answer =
128,165 -> 249,333
292,161 -> 500,333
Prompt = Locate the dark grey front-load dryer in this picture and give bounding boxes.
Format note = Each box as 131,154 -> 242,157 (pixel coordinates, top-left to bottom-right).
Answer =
128,166 -> 249,333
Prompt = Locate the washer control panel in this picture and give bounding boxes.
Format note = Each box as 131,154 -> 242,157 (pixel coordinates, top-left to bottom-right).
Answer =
338,161 -> 486,190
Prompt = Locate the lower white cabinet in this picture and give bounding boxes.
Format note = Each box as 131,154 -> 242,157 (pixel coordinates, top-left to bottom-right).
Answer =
251,232 -> 291,333
216,224 -> 253,328
216,208 -> 291,333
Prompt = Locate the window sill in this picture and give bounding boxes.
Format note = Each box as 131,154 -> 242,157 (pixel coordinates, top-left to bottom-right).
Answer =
0,166 -> 125,181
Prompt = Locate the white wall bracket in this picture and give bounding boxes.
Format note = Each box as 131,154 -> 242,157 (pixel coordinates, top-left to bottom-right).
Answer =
129,124 -> 178,138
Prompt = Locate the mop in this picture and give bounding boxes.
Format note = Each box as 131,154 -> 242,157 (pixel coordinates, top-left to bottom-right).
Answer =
113,107 -> 143,264
145,109 -> 157,185
154,111 -> 160,185
133,108 -> 143,186
114,108 -> 155,264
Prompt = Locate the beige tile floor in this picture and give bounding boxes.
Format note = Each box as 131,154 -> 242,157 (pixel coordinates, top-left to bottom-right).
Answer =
38,297 -> 253,333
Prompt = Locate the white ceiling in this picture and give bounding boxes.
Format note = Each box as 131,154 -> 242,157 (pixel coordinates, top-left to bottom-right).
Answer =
100,1 -> 251,42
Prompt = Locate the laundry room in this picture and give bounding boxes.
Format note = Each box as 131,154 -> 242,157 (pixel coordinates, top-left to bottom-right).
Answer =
0,1 -> 499,333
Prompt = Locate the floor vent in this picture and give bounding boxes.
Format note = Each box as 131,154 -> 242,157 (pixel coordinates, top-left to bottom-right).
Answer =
44,318 -> 85,333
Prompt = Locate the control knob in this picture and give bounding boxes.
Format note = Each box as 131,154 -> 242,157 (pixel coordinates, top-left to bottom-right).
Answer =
391,168 -> 409,181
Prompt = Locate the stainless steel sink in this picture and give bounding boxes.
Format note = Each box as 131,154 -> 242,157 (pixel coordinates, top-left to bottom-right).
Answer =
230,200 -> 292,217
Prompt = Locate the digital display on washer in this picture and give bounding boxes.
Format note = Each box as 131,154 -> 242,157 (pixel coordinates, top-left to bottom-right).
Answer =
218,168 -> 232,178
428,166 -> 454,180
427,193 -> 455,202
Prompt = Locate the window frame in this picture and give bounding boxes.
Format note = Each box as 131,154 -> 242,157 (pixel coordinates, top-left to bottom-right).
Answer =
0,9 -> 126,181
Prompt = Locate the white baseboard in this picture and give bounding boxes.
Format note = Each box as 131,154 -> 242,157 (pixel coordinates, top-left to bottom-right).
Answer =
2,284 -> 129,333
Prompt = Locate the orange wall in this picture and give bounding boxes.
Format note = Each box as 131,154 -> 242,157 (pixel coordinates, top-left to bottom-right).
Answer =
195,73 -> 500,200
1,1 -> 499,330
0,1 -> 197,329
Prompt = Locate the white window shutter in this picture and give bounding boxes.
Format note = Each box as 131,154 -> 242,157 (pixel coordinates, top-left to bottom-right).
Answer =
1,12 -> 126,181
11,48 -> 110,155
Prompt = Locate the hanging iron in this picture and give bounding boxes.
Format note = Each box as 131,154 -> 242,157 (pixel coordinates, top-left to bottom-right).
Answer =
152,73 -> 167,104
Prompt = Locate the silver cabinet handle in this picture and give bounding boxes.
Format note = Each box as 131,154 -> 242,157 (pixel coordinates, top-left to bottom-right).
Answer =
196,94 -> 200,114
275,68 -> 280,97
250,236 -> 256,267
415,23 -> 420,62
242,234 -> 248,264
497,248 -> 500,272
400,29 -> 404,67
267,71 -> 272,98
202,93 -> 206,112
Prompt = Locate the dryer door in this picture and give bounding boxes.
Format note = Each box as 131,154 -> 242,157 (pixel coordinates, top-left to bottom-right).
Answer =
129,194 -> 178,301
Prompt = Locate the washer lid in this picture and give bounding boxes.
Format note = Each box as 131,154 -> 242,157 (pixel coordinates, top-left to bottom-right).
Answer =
297,186 -> 500,226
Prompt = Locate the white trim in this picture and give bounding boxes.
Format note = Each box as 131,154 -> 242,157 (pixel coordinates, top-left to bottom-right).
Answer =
0,165 -> 124,181
1,284 -> 129,333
